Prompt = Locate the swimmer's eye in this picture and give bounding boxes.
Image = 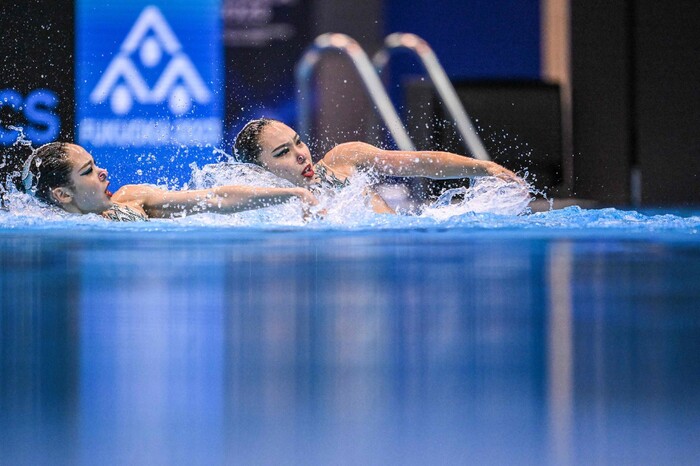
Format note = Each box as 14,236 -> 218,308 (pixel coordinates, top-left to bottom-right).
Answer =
273,147 -> 290,158
81,167 -> 93,176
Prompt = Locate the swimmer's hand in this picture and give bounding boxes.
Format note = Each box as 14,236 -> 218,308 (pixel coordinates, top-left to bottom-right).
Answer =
292,187 -> 319,206
291,187 -> 324,222
302,207 -> 327,222
485,163 -> 526,185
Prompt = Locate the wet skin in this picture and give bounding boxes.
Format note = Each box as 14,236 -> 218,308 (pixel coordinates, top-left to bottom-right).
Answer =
51,144 -> 113,214
256,122 -> 321,186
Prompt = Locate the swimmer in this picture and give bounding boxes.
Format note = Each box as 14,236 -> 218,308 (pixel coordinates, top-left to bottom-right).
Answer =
18,142 -> 318,221
234,118 -> 525,214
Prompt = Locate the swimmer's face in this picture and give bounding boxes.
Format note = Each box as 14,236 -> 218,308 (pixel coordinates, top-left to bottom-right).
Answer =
52,144 -> 112,214
257,121 -> 317,186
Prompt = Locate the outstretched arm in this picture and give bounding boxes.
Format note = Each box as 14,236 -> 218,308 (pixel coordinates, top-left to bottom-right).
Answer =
325,142 -> 522,182
115,185 -> 317,218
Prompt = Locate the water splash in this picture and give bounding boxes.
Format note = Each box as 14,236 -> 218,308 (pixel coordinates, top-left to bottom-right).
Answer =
1,128 -> 38,208
1,157 -> 699,235
189,160 -> 295,190
189,161 -> 386,226
421,176 -> 534,219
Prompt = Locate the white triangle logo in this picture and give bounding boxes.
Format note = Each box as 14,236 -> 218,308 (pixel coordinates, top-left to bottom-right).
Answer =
90,6 -> 212,116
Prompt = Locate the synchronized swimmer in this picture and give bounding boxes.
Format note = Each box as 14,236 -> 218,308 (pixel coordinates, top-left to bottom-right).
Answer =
16,142 -> 318,221
233,118 -> 524,214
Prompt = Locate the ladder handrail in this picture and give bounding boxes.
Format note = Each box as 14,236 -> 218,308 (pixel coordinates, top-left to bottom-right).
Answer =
295,33 -> 416,151
374,32 -> 491,161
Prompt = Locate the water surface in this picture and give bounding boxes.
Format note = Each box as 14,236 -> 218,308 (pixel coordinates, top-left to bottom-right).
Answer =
1,211 -> 699,464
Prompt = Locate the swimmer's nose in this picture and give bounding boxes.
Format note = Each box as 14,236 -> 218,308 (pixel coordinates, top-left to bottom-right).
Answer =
297,153 -> 306,164
98,168 -> 108,181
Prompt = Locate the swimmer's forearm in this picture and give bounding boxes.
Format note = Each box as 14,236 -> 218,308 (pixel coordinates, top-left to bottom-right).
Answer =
333,143 -> 516,179
373,151 -> 512,179
142,186 -> 316,216
208,186 -> 315,213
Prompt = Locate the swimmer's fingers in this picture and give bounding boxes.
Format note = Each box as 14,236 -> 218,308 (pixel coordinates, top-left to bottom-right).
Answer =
494,170 -> 527,186
302,207 -> 327,222
295,188 -> 321,222
294,188 -> 319,206
302,206 -> 312,222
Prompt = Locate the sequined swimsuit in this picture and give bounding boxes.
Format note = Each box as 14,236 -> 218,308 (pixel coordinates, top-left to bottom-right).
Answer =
313,162 -> 350,191
102,204 -> 149,222
311,161 -> 396,213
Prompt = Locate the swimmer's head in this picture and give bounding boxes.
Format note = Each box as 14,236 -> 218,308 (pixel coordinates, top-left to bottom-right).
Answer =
233,118 -> 274,165
24,142 -> 73,204
24,142 -> 112,214
234,119 -> 315,186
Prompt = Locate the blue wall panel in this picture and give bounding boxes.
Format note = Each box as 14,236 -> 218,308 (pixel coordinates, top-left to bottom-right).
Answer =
385,0 -> 541,80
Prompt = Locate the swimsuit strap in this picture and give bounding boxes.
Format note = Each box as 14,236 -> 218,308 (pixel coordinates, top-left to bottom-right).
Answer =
102,204 -> 149,222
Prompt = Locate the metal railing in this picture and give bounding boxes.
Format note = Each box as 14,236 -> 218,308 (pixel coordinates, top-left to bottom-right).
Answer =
296,32 -> 490,161
295,33 -> 415,151
373,32 -> 491,161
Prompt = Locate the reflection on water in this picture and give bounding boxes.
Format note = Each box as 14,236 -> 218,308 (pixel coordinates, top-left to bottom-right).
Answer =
1,230 -> 699,464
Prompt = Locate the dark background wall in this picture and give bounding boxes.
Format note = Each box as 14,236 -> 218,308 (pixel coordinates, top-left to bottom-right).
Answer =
0,0 -> 75,147
570,0 -> 632,205
571,0 -> 700,206
634,1 -> 700,206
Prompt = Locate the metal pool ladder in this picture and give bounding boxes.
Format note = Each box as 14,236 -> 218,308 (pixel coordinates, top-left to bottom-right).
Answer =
373,33 -> 491,161
295,33 -> 415,151
295,32 -> 490,160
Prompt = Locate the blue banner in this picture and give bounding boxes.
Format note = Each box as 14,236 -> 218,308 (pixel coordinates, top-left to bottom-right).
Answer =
76,0 -> 223,188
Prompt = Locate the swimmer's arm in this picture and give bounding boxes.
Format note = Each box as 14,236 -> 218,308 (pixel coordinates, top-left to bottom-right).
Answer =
327,142 -> 521,182
118,185 -> 317,217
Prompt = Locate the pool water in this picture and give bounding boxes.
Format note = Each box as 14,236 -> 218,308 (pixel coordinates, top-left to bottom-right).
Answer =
1,205 -> 699,464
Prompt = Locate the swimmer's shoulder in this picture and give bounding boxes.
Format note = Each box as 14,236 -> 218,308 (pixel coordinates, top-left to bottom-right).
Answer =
111,184 -> 162,204
323,141 -> 379,170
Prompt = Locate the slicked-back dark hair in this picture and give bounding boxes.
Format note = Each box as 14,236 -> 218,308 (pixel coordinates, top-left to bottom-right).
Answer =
29,142 -> 74,205
233,118 -> 276,165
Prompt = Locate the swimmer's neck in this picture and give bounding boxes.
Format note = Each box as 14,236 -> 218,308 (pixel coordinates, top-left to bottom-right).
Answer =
62,201 -> 114,215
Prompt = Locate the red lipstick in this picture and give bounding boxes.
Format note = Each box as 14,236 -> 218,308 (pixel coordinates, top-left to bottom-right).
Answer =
302,164 -> 314,178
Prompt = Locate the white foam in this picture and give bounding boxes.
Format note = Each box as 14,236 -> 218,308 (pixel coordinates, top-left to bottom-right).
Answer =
8,161 -> 698,235
0,161 -> 532,228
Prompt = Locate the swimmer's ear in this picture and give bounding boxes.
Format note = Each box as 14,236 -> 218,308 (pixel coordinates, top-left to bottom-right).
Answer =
50,186 -> 73,205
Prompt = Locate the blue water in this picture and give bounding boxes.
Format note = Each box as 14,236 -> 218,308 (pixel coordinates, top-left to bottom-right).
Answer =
1,207 -> 700,464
